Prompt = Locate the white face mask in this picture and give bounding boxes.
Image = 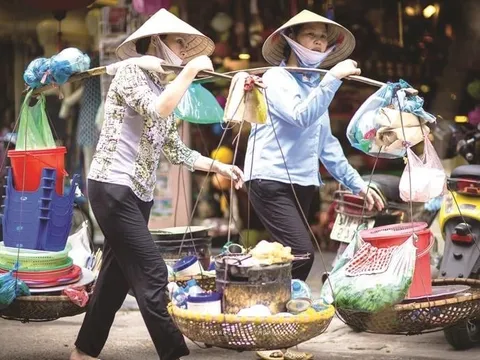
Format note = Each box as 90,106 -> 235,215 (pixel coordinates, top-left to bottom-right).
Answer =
282,33 -> 335,68
152,35 -> 183,66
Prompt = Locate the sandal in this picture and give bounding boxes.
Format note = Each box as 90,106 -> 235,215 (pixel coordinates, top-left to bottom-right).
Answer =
284,349 -> 313,360
256,350 -> 285,360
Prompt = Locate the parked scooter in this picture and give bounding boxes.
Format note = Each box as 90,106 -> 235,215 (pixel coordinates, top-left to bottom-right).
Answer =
437,129 -> 480,350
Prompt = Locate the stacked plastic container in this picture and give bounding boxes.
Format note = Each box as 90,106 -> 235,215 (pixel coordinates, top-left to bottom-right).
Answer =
3,147 -> 78,252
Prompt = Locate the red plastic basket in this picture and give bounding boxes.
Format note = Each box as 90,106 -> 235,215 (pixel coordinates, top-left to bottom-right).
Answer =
360,223 -> 433,298
8,147 -> 67,195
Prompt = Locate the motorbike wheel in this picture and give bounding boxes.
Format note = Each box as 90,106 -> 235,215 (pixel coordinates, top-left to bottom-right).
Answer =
444,320 -> 480,350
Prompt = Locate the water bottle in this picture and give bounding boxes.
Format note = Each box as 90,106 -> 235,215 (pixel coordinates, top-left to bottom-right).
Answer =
167,282 -> 179,301
186,279 -> 204,297
291,279 -> 312,300
172,287 -> 188,309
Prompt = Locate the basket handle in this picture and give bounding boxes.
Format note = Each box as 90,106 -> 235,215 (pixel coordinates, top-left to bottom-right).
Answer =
416,233 -> 435,259
24,151 -> 69,176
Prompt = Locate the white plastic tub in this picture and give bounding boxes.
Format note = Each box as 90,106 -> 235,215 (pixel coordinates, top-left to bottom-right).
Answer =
187,292 -> 222,315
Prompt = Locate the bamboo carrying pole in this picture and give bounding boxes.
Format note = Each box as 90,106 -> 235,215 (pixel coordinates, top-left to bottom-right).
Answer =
26,63 -> 410,97
28,65 -> 232,96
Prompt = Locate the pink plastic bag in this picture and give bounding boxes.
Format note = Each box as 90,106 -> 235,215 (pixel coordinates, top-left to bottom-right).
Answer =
132,0 -> 172,16
63,286 -> 89,307
399,137 -> 447,202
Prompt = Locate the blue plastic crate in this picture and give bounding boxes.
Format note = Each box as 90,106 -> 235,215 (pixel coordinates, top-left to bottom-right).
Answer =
2,167 -> 79,251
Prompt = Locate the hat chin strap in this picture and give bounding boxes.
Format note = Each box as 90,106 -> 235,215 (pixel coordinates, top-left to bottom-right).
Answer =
152,35 -> 184,66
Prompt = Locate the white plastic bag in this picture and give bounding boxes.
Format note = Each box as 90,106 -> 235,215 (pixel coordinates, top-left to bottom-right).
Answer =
320,233 -> 416,312
67,221 -> 92,268
399,137 -> 447,202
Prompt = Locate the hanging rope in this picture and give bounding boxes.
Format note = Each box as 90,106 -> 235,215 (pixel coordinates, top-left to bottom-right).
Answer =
22,60 -> 465,328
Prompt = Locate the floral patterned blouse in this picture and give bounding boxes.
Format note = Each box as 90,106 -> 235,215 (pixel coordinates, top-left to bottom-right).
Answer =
88,64 -> 200,202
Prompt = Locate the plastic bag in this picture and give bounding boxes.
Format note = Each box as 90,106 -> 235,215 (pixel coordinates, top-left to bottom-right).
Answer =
50,48 -> 90,85
0,271 -> 30,310
346,79 -> 436,159
23,48 -> 90,89
16,90 -> 56,150
23,58 -> 53,88
133,0 -> 172,15
174,83 -> 224,124
320,232 -> 416,312
223,72 -> 267,124
63,286 -> 89,307
399,137 -> 447,202
68,221 -> 92,268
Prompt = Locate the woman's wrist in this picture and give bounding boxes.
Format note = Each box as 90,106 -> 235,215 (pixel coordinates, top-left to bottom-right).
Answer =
211,159 -> 221,173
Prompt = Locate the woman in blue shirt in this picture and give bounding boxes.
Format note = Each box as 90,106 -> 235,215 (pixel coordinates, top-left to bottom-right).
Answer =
245,10 -> 384,288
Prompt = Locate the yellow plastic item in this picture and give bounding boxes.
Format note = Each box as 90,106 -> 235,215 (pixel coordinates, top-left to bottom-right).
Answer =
210,146 -> 234,164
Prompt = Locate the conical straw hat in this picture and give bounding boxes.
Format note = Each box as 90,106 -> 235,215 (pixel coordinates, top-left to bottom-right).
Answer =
116,8 -> 214,62
262,10 -> 355,68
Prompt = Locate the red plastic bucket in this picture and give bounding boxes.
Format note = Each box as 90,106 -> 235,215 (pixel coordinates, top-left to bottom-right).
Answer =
7,147 -> 67,195
360,222 -> 433,299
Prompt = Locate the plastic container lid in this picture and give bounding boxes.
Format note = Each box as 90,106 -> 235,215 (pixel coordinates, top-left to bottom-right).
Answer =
187,292 -> 222,303
286,298 -> 311,313
173,256 -> 198,272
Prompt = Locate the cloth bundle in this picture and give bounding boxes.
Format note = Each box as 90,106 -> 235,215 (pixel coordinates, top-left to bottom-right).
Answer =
373,107 -> 430,154
24,48 -> 90,88
346,79 -> 436,158
223,72 -> 267,125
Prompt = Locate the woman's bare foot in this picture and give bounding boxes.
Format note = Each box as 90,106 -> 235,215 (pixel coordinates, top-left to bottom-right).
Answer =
70,347 -> 98,360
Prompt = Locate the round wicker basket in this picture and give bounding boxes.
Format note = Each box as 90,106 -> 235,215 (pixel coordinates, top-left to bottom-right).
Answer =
0,275 -> 214,323
168,303 -> 335,351
170,274 -> 216,292
336,278 -> 480,334
0,294 -> 87,322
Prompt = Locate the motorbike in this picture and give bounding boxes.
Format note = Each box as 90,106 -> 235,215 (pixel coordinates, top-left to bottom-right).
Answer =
327,173 -> 440,273
436,124 -> 480,350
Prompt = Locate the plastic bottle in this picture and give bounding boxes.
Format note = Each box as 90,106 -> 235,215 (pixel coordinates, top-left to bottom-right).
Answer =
167,282 -> 179,300
172,287 -> 188,309
186,279 -> 205,297
291,279 -> 312,300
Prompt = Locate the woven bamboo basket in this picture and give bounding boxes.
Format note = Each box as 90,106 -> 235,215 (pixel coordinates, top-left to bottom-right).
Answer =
0,294 -> 88,322
169,274 -> 216,292
336,278 -> 480,334
168,303 -> 335,351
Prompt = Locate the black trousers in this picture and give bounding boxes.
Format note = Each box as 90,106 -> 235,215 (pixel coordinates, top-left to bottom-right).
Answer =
246,179 -> 316,281
75,180 -> 189,360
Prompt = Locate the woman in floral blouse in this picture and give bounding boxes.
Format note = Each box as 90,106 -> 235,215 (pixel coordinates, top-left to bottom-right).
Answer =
71,9 -> 243,360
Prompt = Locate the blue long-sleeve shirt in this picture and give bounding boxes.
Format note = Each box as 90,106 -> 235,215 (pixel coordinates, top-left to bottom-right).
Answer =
244,66 -> 366,194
